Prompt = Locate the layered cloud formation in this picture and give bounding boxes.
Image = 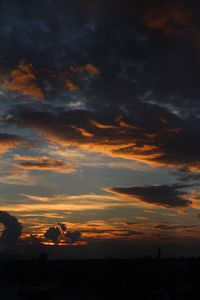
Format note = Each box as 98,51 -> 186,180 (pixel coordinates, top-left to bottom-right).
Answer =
7,106 -> 200,172
0,0 -> 199,255
0,133 -> 27,155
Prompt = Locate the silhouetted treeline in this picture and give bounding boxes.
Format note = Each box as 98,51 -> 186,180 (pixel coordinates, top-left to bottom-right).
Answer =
0,256 -> 200,299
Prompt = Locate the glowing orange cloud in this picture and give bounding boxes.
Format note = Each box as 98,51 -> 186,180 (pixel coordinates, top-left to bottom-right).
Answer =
70,63 -> 100,76
43,124 -> 200,172
2,61 -> 44,100
91,120 -> 118,129
70,126 -> 94,138
9,109 -> 200,172
65,78 -> 79,92
46,133 -> 165,169
0,193 -> 139,214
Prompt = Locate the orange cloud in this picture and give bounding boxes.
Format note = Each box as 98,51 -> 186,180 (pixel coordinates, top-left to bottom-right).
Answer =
70,126 -> 94,138
2,61 -> 44,100
9,109 -> 200,172
70,63 -> 100,76
65,78 -> 79,92
91,120 -> 118,129
84,64 -> 100,76
143,1 -> 200,47
12,154 -> 75,173
47,135 -> 163,167
0,133 -> 27,154
0,192 -> 139,215
188,189 -> 200,209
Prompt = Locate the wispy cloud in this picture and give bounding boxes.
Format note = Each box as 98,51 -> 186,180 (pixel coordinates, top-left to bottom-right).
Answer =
12,154 -> 75,173
0,192 -> 137,213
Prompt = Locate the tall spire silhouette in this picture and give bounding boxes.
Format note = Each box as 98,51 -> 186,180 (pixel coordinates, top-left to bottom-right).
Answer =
157,246 -> 162,259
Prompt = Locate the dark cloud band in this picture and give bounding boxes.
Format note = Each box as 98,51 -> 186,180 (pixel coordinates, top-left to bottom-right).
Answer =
107,184 -> 192,208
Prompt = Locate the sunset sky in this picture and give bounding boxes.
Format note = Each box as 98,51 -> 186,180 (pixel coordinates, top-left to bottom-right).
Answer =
0,0 -> 200,258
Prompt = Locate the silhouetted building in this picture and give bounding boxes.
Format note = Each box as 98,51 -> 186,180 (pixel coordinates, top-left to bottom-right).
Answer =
157,246 -> 162,259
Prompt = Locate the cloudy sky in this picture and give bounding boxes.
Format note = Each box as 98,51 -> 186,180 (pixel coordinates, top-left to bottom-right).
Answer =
0,0 -> 200,258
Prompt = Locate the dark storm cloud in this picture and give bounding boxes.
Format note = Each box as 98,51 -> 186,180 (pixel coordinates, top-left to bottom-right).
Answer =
65,231 -> 82,243
107,184 -> 191,208
44,226 -> 61,244
44,224 -> 81,244
7,104 -> 200,172
0,211 -> 22,243
0,0 -> 199,110
73,0 -> 200,111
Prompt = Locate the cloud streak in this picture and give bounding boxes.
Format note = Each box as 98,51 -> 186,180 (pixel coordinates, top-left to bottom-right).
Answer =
12,154 -> 75,173
107,184 -> 192,209
7,106 -> 200,172
0,193 -> 138,213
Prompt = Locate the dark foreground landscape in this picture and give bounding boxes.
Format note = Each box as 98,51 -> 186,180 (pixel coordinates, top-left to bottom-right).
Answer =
0,256 -> 200,299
